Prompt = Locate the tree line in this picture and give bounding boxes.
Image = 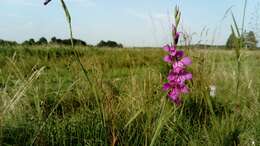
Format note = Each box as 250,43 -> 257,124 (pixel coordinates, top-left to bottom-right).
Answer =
0,39 -> 18,46
0,37 -> 124,48
22,37 -> 90,46
0,32 -> 259,49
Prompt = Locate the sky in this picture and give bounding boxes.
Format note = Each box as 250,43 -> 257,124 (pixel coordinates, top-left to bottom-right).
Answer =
0,0 -> 259,47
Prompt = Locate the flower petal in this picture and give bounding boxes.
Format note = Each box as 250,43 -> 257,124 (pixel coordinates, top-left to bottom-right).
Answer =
163,55 -> 172,63
176,50 -> 184,58
167,72 -> 177,81
169,46 -> 177,56
184,73 -> 192,80
173,62 -> 184,73
170,50 -> 177,56
163,44 -> 171,52
168,90 -> 179,101
168,89 -> 182,105
163,83 -> 171,91
180,85 -> 189,93
181,57 -> 192,66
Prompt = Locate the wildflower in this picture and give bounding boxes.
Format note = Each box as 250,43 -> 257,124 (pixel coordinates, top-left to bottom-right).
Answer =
172,57 -> 192,73
162,32 -> 192,105
162,7 -> 192,105
209,85 -> 216,97
167,71 -> 192,85
252,140 -> 255,146
163,45 -> 177,56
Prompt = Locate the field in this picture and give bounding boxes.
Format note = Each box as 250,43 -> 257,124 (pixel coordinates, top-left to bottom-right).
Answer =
0,46 -> 259,145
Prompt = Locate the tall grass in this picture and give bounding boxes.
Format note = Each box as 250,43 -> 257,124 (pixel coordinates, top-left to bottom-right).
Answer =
230,0 -> 248,99
0,46 -> 259,145
58,0 -> 108,145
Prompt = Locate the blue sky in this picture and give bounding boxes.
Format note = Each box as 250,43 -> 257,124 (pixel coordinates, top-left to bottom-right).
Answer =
0,0 -> 259,47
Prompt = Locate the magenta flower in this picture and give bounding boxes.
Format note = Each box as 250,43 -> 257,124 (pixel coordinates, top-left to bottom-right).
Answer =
163,83 -> 189,105
163,45 -> 177,56
162,30 -> 192,105
163,55 -> 172,63
172,57 -> 192,73
167,71 -> 192,85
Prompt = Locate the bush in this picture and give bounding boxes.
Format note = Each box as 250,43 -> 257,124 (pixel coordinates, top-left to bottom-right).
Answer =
97,40 -> 123,48
0,39 -> 17,46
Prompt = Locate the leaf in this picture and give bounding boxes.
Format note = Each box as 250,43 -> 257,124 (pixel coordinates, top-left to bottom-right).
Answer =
231,12 -> 241,37
60,0 -> 71,24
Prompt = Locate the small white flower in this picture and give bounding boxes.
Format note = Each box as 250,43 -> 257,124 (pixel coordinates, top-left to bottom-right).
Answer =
209,85 -> 216,97
252,140 -> 255,146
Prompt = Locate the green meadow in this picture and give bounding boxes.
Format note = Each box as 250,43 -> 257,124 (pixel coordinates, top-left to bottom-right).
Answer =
0,46 -> 259,145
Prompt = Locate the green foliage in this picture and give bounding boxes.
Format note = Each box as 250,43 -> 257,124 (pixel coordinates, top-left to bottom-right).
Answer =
50,37 -> 88,46
37,37 -> 48,45
226,33 -> 241,49
97,40 -> 123,48
19,37 -> 89,46
22,38 -> 36,45
0,39 -> 17,46
227,31 -> 258,49
244,31 -> 258,49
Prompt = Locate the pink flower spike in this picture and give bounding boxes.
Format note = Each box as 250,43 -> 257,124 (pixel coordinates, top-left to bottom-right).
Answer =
162,10 -> 192,106
181,57 -> 192,66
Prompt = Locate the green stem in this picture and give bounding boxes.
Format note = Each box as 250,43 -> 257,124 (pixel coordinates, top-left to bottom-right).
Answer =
59,0 -> 107,140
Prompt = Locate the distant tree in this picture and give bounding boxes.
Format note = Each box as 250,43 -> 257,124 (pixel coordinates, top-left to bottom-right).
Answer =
61,39 -> 87,46
107,41 -> 118,47
0,39 -> 17,46
244,31 -> 257,49
97,40 -> 106,47
226,33 -> 239,49
97,40 -> 123,48
49,37 -> 87,46
50,37 -> 57,43
22,38 -> 35,45
37,37 -> 48,45
22,41 -> 29,45
73,39 -> 87,46
29,38 -> 35,44
226,31 -> 258,49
